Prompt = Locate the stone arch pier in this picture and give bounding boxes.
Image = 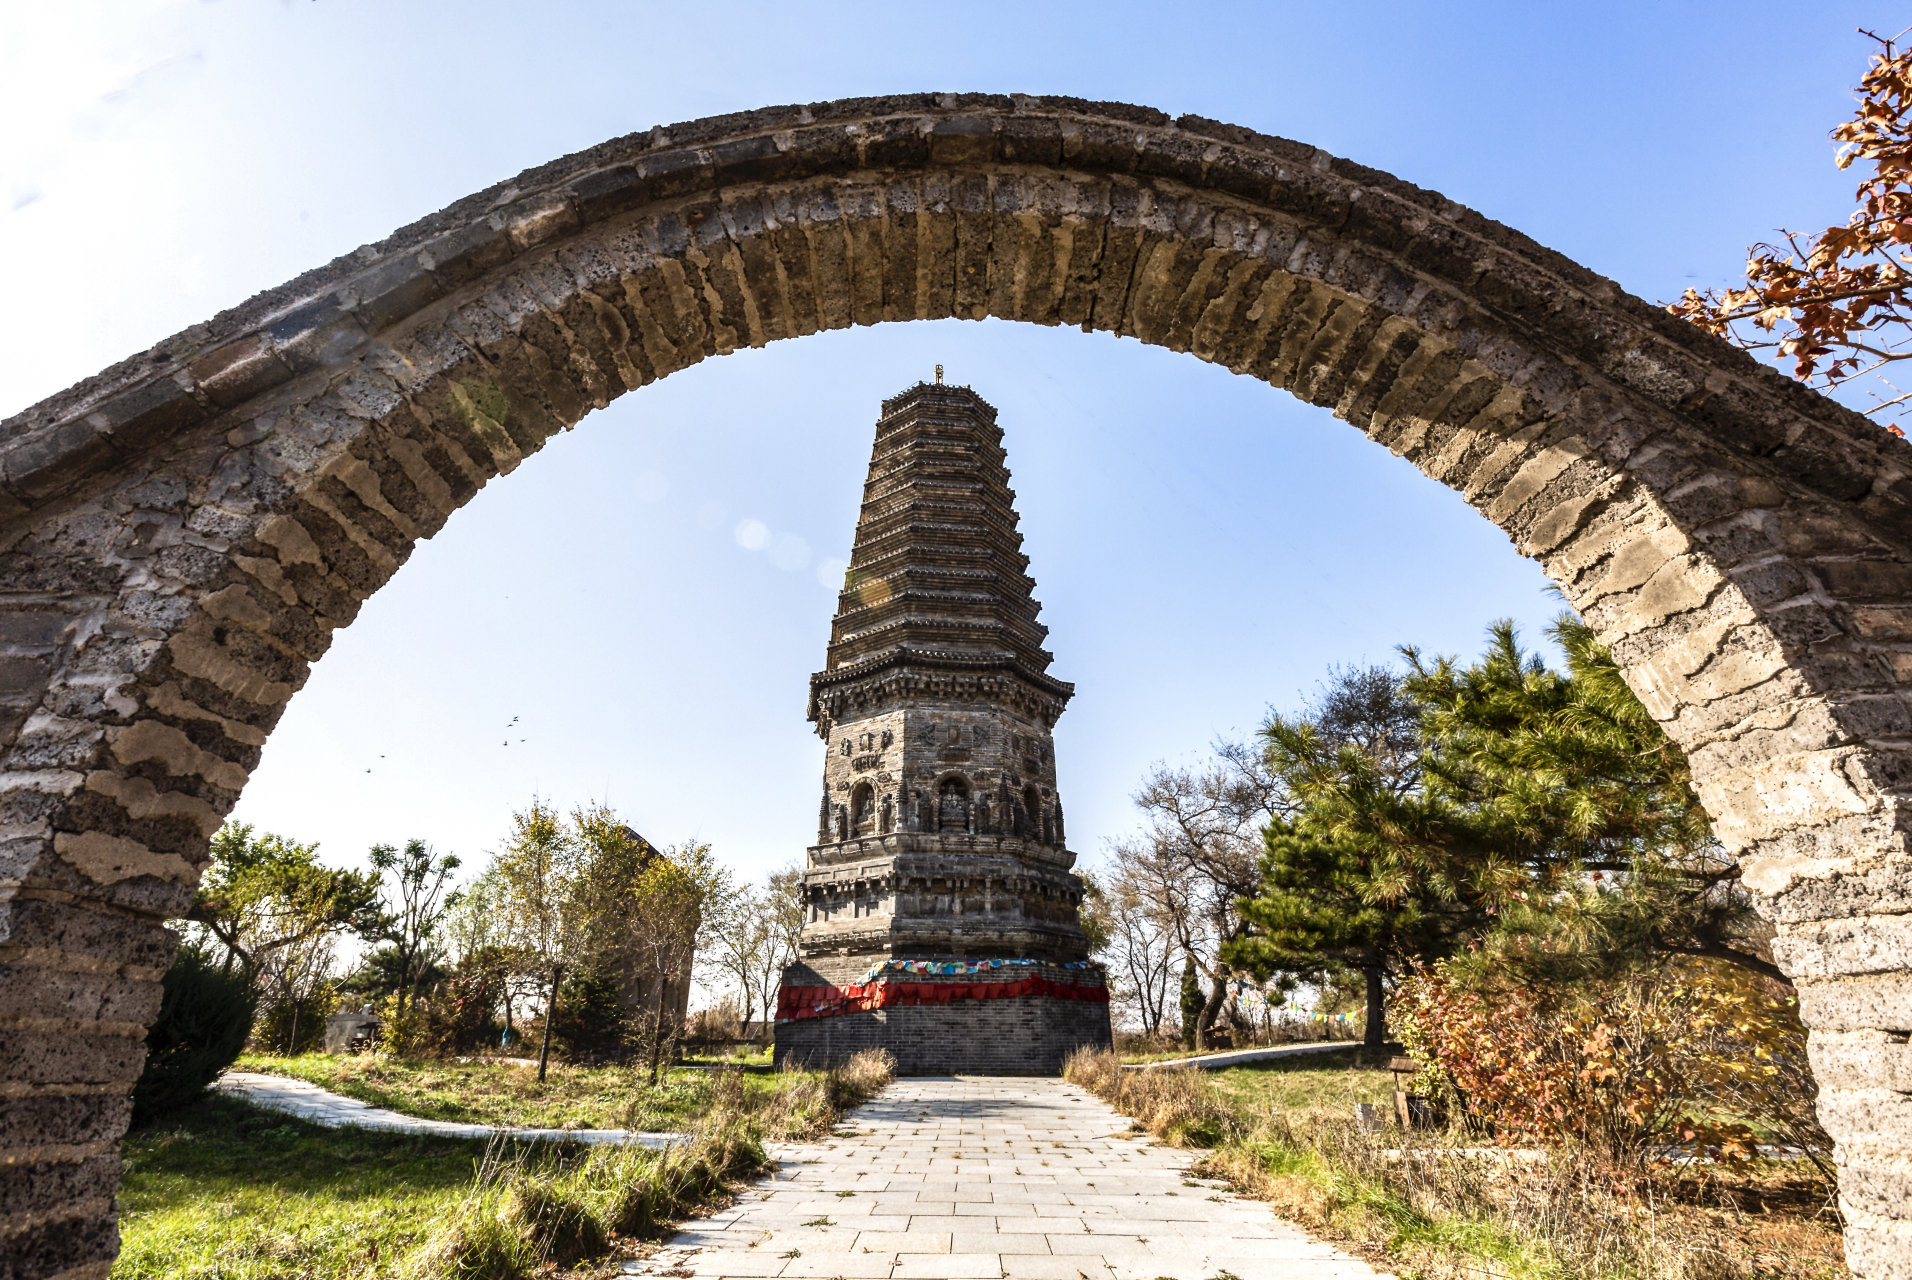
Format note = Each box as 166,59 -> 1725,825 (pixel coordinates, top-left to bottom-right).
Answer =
2,95 -> 1910,1278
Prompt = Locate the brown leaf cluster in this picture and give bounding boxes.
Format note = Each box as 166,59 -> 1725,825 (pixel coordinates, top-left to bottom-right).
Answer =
1669,30 -> 1912,434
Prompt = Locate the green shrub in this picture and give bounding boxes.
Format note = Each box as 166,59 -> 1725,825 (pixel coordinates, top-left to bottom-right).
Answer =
254,987 -> 335,1054
553,967 -> 626,1060
132,944 -> 257,1126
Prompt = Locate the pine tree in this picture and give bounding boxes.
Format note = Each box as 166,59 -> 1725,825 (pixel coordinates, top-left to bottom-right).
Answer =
1228,620 -> 1778,1048
1178,954 -> 1205,1049
1403,616 -> 1776,985
1225,705 -> 1489,1046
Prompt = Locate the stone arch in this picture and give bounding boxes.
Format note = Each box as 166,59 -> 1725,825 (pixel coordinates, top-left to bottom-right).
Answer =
850,780 -> 875,836
3,93 -> 1911,1276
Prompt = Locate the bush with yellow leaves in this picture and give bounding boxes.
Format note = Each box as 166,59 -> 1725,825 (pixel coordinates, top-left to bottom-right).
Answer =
1394,958 -> 1829,1172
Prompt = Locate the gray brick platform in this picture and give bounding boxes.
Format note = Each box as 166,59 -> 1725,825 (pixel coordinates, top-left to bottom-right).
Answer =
775,978 -> 1114,1076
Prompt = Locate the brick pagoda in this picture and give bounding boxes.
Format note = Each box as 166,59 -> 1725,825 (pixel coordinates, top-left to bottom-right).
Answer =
774,378 -> 1112,1074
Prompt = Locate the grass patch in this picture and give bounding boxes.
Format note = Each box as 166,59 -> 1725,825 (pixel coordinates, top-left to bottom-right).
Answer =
235,1052 -> 786,1132
121,1051 -> 897,1279
116,1092 -> 485,1280
1066,1047 -> 1845,1280
1206,1046 -> 1397,1111
1119,1039 -> 1353,1065
681,1044 -> 773,1069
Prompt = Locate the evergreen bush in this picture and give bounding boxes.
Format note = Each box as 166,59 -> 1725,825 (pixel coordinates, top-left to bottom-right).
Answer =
254,988 -> 335,1055
553,967 -> 626,1060
1179,956 -> 1204,1048
132,943 -> 257,1126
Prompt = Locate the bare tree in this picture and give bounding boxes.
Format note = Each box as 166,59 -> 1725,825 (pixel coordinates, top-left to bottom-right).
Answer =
1098,844 -> 1178,1037
255,929 -> 339,1054
1125,744 -> 1282,1048
706,862 -> 804,1038
759,864 -> 805,1034
493,798 -> 590,1082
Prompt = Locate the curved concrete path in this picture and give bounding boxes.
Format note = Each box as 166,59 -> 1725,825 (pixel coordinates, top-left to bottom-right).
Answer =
1122,1043 -> 1352,1072
215,1070 -> 681,1147
629,1076 -> 1390,1280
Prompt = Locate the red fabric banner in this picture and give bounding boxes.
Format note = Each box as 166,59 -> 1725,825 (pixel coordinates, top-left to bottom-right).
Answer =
777,975 -> 1110,1022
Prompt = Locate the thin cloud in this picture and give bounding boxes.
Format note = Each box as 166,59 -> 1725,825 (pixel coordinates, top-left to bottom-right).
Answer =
99,51 -> 204,107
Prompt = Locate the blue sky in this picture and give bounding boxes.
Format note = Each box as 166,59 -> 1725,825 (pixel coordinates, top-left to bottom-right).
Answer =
1,0 -> 1898,902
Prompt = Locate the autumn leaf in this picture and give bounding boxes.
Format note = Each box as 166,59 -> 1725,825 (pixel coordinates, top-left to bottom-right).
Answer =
1669,32 -> 1912,436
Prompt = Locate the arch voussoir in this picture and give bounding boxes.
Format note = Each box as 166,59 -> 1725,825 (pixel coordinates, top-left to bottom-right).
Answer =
4,95 -> 1912,1277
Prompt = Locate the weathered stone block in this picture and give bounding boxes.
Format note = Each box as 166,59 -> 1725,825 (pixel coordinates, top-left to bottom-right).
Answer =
1809,1028 -> 1912,1091
84,377 -> 206,456
0,962 -> 161,1028
1843,1215 -> 1912,1280
0,1206 -> 120,1280
0,1030 -> 147,1086
1797,974 -> 1912,1034
2,418 -> 118,506
187,335 -> 289,408
0,900 -> 177,975
0,1151 -> 119,1219
0,1094 -> 131,1151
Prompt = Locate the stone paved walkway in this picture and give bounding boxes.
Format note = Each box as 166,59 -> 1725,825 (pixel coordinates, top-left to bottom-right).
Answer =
627,1077 -> 1390,1280
215,1070 -> 681,1147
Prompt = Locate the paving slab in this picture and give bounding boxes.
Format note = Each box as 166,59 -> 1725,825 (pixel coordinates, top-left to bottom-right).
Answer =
624,1077 -> 1391,1280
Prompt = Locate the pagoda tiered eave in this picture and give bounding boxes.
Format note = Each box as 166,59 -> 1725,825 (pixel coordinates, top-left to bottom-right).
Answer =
807,644 -> 1074,734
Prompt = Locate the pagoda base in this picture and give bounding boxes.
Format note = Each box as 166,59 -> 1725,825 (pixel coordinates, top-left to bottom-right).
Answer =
773,961 -> 1112,1075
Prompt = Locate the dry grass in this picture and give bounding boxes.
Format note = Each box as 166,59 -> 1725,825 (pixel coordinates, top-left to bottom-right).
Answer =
411,1048 -> 897,1279
1064,1048 -> 1844,1280
1116,1020 -> 1361,1062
